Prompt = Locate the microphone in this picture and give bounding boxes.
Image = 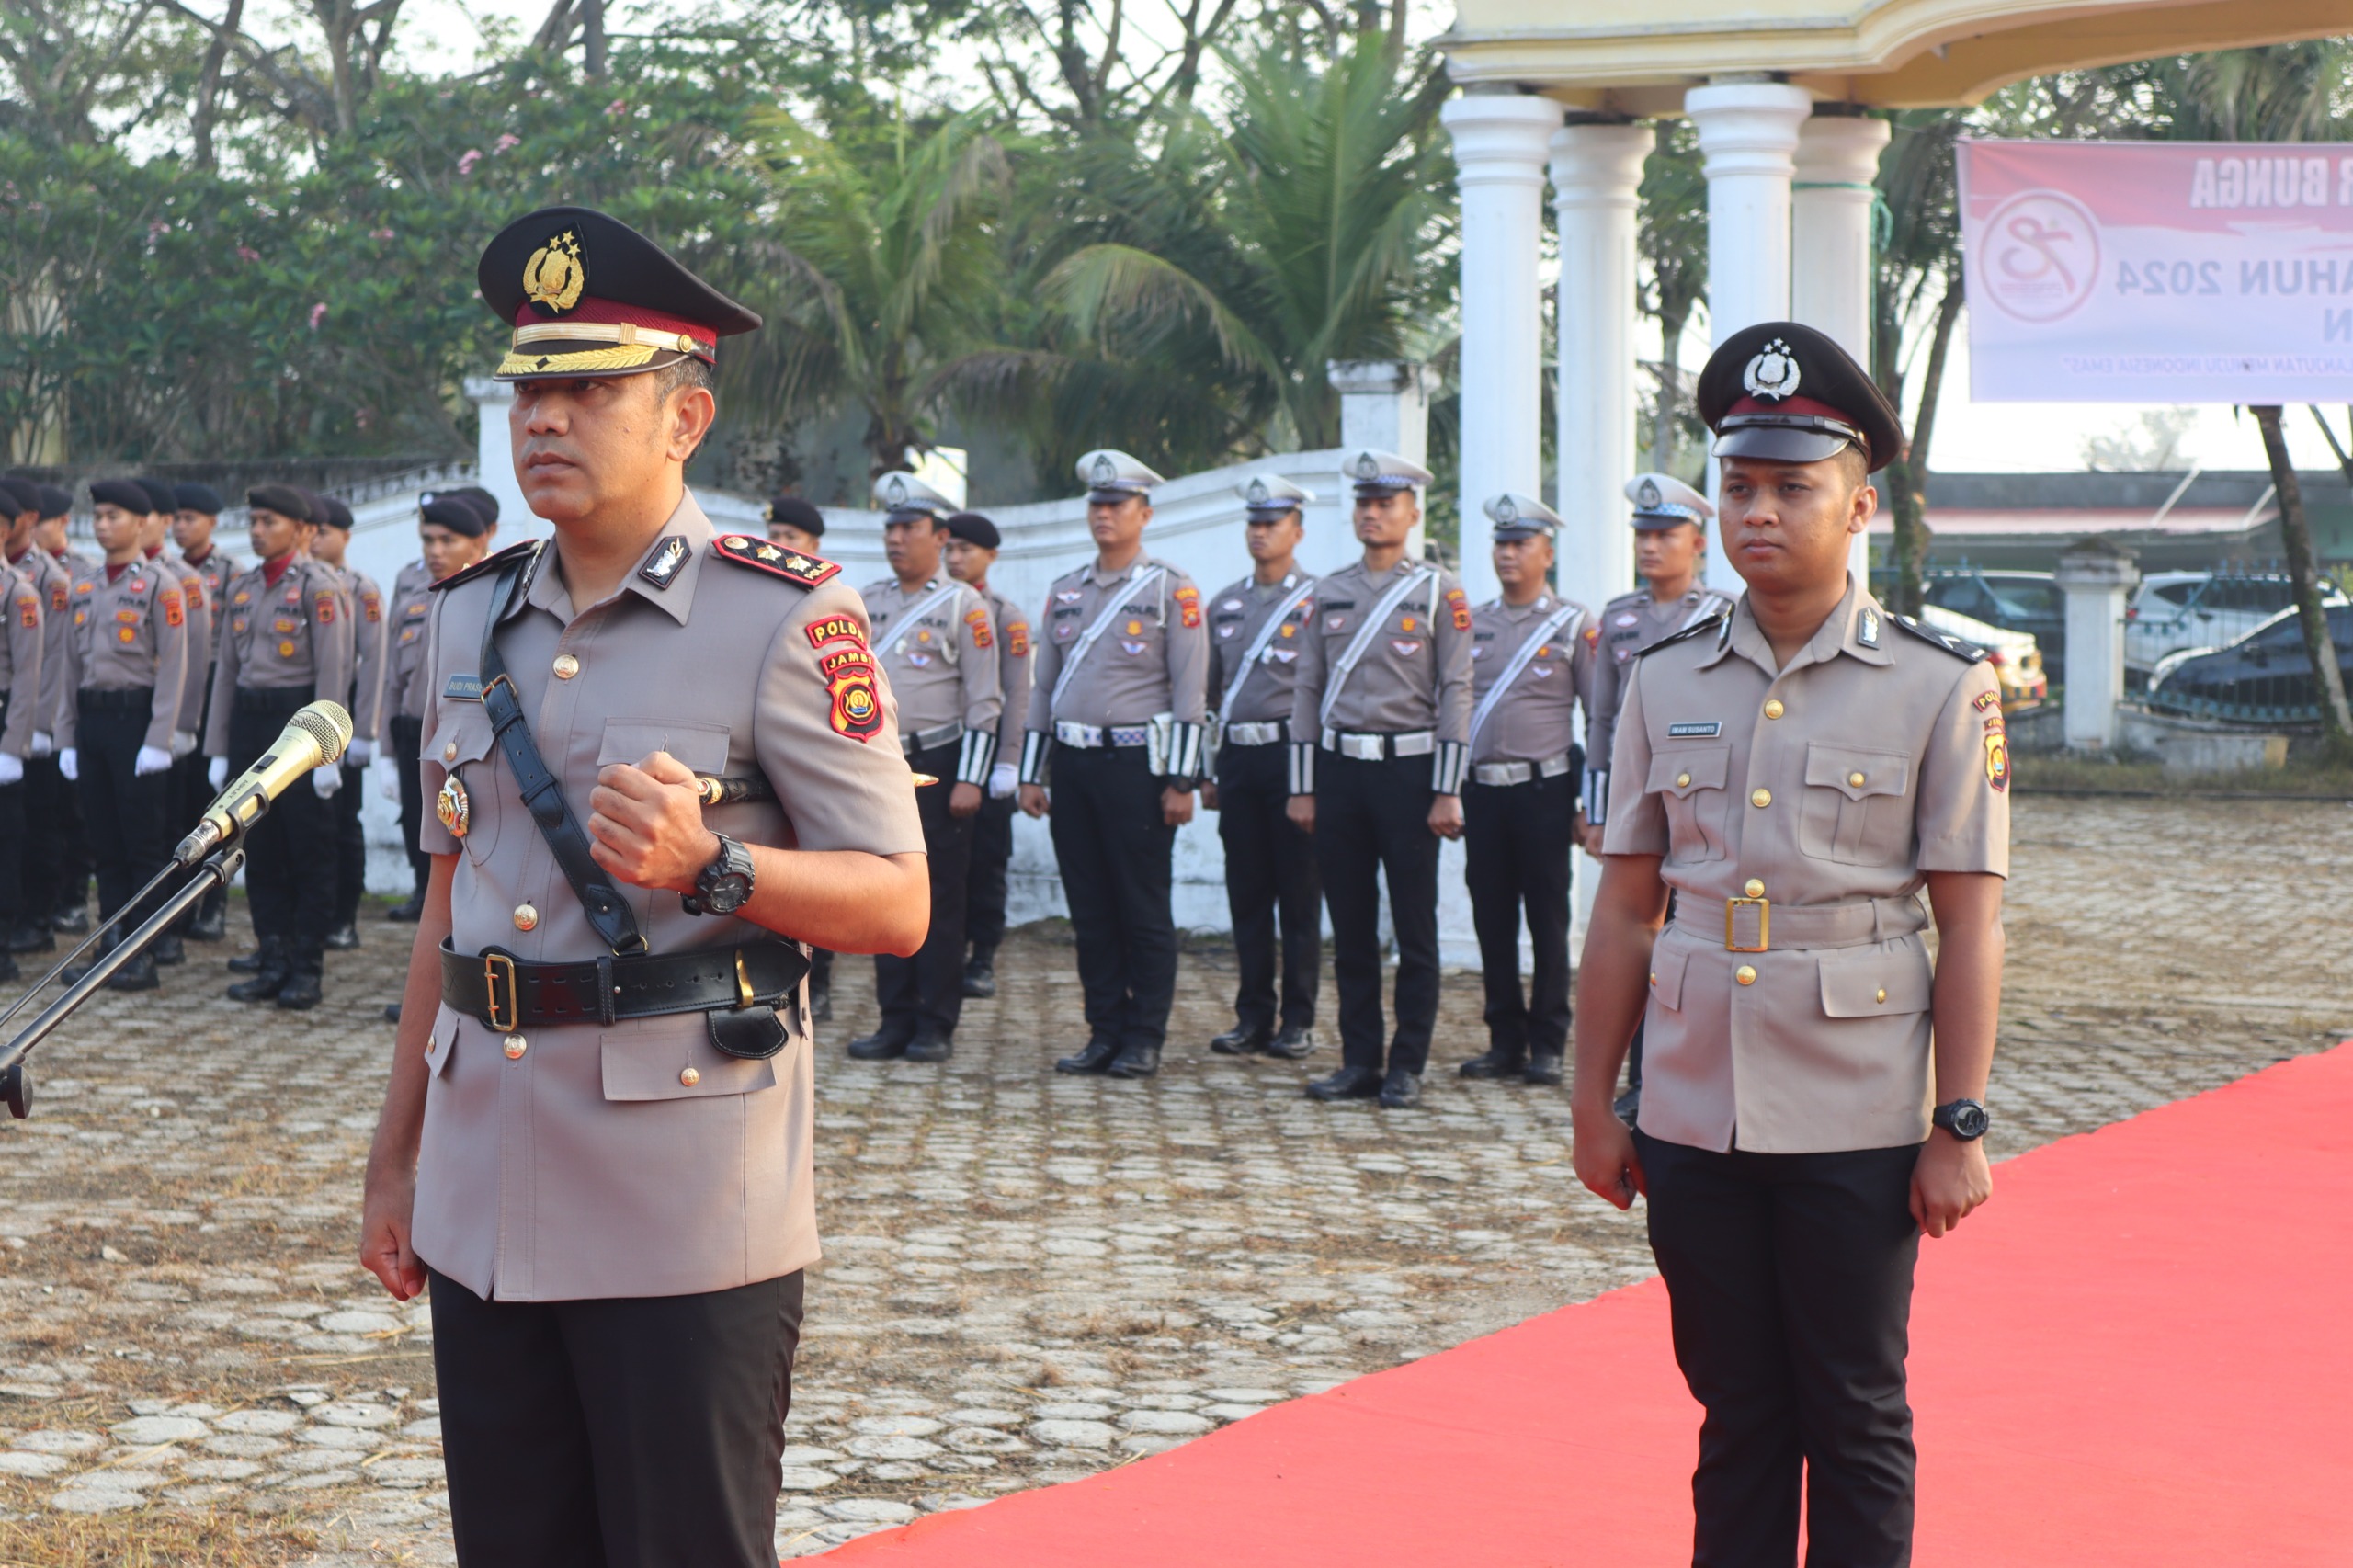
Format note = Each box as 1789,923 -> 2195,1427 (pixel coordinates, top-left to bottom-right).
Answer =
172,700 -> 354,866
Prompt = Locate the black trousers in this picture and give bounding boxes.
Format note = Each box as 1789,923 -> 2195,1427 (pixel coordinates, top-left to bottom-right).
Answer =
230,688 -> 333,954
1461,769 -> 1575,1058
391,714 -> 430,900
166,739 -> 217,931
0,767 -> 21,937
333,756 -> 367,926
1313,750 -> 1439,1075
1638,1131 -> 1922,1568
429,1268 -> 804,1568
964,790 -> 1016,959
19,754 -> 67,925
875,740 -> 973,1038
1215,738 -> 1320,1032
1048,742 -> 1176,1052
74,693 -> 169,926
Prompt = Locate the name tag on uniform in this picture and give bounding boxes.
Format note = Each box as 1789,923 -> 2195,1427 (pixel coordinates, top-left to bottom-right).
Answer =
443,674 -> 485,702
1667,721 -> 1722,738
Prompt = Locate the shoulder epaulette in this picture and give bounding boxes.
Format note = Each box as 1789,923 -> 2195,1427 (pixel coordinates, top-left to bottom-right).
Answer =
1890,614 -> 1988,664
430,539 -> 541,594
1634,610 -> 1728,658
710,532 -> 842,588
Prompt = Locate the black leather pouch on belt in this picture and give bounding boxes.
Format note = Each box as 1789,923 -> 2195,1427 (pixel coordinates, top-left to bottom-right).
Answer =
442,938 -> 809,1060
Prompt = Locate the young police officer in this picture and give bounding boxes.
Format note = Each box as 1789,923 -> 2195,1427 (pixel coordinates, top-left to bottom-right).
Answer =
172,483 -> 234,941
310,495 -> 385,949
942,509 -> 1028,999
2,479 -> 69,957
1574,323 -> 2006,1568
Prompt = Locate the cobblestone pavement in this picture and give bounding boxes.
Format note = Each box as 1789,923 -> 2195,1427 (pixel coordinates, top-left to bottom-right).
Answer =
0,795 -> 2346,1563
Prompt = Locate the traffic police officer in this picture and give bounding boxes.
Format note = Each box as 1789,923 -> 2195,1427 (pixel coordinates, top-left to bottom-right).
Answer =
205,484 -> 353,1008
1287,449 -> 1472,1108
311,494 -> 387,949
358,204 -> 927,1568
1459,494 -> 1593,1087
2,478 -> 68,957
1019,449 -> 1209,1080
1202,473 -> 1321,1060
941,509 -> 1028,1000
847,471 -> 1000,1062
1573,322 -> 2008,1568
171,483 -> 235,941
56,478 -> 188,993
0,519 -> 41,983
766,494 -> 834,1017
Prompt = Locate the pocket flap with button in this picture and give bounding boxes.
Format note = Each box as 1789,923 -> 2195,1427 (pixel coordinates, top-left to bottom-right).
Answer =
1647,744 -> 1729,800
423,1005 -> 460,1078
1818,947 -> 1934,1017
602,1017 -> 781,1102
597,718 -> 731,778
1805,743 -> 1910,803
1648,943 -> 1691,1011
436,708 -> 497,771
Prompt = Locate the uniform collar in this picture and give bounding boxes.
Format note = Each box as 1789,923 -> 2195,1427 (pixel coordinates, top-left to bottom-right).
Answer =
1496,592 -> 1552,619
1084,553 -> 1150,587
516,491 -> 714,629
1705,574 -> 1889,676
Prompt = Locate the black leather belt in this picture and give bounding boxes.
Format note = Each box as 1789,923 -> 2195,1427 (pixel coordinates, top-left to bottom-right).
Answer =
235,685 -> 315,712
77,687 -> 154,713
438,937 -> 808,1058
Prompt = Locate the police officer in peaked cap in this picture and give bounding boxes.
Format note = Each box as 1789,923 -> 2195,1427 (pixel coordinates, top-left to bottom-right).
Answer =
1573,320 -> 2008,1568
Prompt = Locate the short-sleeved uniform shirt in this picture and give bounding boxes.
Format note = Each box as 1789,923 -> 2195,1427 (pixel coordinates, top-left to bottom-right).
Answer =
1203,570 -> 1316,730
860,574 -> 1001,767
201,555 -> 355,758
974,582 -> 1030,762
412,493 -> 926,1303
1287,558 -> 1474,743
1603,577 -> 2008,1156
58,559 -> 188,752
1585,584 -> 1736,824
0,563 -> 42,757
1467,591 -> 1596,766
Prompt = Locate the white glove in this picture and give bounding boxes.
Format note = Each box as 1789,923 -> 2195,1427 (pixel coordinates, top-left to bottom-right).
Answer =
0,754 -> 21,786
171,730 -> 198,758
208,756 -> 228,790
989,762 -> 1017,800
347,737 -> 375,767
28,731 -> 51,757
377,757 -> 400,801
311,761 -> 340,799
135,745 -> 174,777
59,748 -> 77,782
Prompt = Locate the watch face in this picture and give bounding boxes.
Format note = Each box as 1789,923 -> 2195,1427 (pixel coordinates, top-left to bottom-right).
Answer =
1945,1101 -> 1989,1138
703,875 -> 752,915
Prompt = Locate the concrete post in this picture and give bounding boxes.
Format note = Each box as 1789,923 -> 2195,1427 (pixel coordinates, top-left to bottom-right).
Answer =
2055,539 -> 2140,751
1792,108 -> 1890,590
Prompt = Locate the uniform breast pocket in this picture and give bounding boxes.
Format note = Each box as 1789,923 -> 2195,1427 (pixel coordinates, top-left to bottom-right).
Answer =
1646,744 -> 1732,862
601,1015 -> 784,1103
1800,743 -> 1914,865
436,708 -> 503,865
597,718 -> 732,778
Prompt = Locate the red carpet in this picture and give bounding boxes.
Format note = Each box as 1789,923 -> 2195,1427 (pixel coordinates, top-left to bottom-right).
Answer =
825,1045 -> 2353,1565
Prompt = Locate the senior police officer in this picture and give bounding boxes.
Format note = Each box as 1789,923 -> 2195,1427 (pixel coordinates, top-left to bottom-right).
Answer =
1201,474 -> 1321,1061
205,485 -> 354,1008
1573,322 -> 2008,1568
941,509 -> 1028,1000
1287,449 -> 1472,1109
358,205 -> 928,1568
2,479 -> 70,957
171,483 -> 235,941
1019,450 -> 1209,1081
847,472 -> 1000,1062
310,496 -> 387,950
1458,494 -> 1593,1088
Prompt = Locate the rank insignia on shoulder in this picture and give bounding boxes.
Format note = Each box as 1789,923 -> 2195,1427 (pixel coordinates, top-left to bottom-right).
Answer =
713,533 -> 841,587
432,540 -> 542,594
1858,608 -> 1880,648
639,534 -> 689,589
443,673 -> 485,702
1891,614 -> 1988,664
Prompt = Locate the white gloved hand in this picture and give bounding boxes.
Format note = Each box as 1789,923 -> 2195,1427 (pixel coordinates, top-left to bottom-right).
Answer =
377,757 -> 400,801
29,730 -> 51,758
312,760 -> 341,799
989,761 -> 1018,800
0,754 -> 22,787
135,744 -> 175,777
347,736 -> 375,767
208,756 -> 229,790
171,729 -> 198,758
59,748 -> 77,782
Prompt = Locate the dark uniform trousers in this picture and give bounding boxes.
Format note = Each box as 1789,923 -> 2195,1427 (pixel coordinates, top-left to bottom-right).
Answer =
429,1267 -> 804,1568
74,691 -> 169,926
23,755 -> 91,920
963,790 -> 1016,960
1461,768 -> 1575,1058
1048,742 -> 1176,1053
1214,736 -> 1319,1033
334,756 -> 368,926
168,744 -> 215,930
390,714 -> 431,901
1636,1130 -> 1922,1568
875,738 -> 973,1038
230,687 -> 334,955
0,697 -> 20,936
1313,750 -> 1439,1075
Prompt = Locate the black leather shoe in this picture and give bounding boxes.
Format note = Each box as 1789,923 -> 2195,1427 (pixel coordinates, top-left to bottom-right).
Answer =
961,956 -> 996,999
60,931 -> 119,986
188,894 -> 227,941
226,939 -> 290,1002
1210,1023 -> 1267,1056
1613,1085 -> 1641,1129
0,952 -> 17,983
808,983 -> 833,1023
847,1028 -> 912,1062
324,923 -> 359,951
382,1003 -> 403,1025
108,949 -> 160,993
8,924 -> 53,955
1107,1043 -> 1160,1079
273,949 -> 324,1010
1306,1064 -> 1383,1101
1523,1051 -> 1565,1086
151,933 -> 186,968
1054,1037 -> 1121,1074
903,1031 -> 953,1063
1456,1046 -> 1526,1080
1264,1025 -> 1316,1060
384,895 -> 425,924
227,948 -> 267,974
1378,1068 -> 1422,1109
52,906 -> 89,937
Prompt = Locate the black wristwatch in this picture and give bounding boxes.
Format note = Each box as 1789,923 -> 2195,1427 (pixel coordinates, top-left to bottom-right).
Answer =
1932,1098 -> 1990,1141
682,833 -> 755,916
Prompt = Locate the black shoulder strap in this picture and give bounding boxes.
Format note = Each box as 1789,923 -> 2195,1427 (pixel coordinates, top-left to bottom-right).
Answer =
1890,614 -> 1989,664
1633,610 -> 1728,659
475,547 -> 647,956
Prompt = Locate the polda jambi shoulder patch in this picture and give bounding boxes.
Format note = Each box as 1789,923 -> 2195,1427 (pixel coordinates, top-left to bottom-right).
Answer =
711,533 -> 842,587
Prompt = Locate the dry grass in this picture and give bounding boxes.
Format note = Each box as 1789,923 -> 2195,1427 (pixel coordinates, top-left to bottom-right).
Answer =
0,1509 -> 317,1568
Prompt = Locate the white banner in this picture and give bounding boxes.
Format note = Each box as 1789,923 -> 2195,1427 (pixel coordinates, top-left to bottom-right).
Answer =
1959,138 -> 2353,403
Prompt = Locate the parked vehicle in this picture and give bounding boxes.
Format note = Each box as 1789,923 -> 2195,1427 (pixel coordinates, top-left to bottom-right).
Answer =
1920,604 -> 2047,710
2125,571 -> 2347,684
2146,604 -> 2353,726
1916,569 -> 2068,683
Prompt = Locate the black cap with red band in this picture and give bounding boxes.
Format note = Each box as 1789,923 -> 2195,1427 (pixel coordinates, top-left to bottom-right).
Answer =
1696,321 -> 1904,474
477,206 -> 762,382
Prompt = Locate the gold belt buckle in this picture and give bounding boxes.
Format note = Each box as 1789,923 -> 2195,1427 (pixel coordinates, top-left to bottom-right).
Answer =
483,952 -> 520,1032
1725,897 -> 1769,953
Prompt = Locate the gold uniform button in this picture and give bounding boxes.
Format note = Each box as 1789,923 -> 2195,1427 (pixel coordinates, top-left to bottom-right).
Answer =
1848,770 -> 1867,789
503,1035 -> 528,1060
1735,965 -> 1757,986
1750,788 -> 1772,808
1763,699 -> 1785,720
678,1066 -> 700,1087
1744,878 -> 1765,899
1675,772 -> 1692,790
552,653 -> 580,680
513,903 -> 539,932
441,740 -> 458,762
1648,971 -> 1658,987
1876,987 -> 1889,1004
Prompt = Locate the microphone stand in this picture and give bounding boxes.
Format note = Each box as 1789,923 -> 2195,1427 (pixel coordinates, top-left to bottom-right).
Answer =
0,845 -> 247,1121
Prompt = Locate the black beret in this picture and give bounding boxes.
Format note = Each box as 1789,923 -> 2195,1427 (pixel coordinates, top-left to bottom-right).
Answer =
447,485 -> 499,524
944,511 -> 1001,550
36,484 -> 71,518
1696,321 -> 1905,473
248,483 -> 315,522
478,206 -> 762,382
90,478 -> 153,513
420,496 -> 488,537
315,495 -> 354,530
174,482 -> 225,515
763,495 -> 824,537
0,477 -> 40,516
137,478 -> 177,516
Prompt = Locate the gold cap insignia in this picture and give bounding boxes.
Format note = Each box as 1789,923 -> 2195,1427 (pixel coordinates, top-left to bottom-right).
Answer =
522,230 -> 587,314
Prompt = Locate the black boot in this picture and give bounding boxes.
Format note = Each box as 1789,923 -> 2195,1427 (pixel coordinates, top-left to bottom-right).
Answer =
961,952 -> 996,999
1264,1025 -> 1317,1061
0,951 -> 17,983
1523,1050 -> 1565,1086
1306,1063 -> 1383,1101
385,893 -> 425,924
52,903 -> 89,937
107,949 -> 160,993
187,889 -> 227,941
1210,1023 -> 1268,1056
274,947 -> 324,1010
1457,1044 -> 1527,1081
324,923 -> 359,951
1108,1042 -> 1161,1079
807,980 -> 833,1023
903,1031 -> 954,1063
1054,1036 -> 1121,1075
151,933 -> 186,968
382,1002 -> 403,1025
1378,1067 -> 1423,1109
59,929 -> 119,985
226,938 -> 290,1002
8,922 -> 53,955
226,946 -> 267,973
846,1026 -> 912,1062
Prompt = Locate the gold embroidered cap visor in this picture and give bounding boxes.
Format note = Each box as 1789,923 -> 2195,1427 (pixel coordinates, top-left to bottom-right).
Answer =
476,204 -> 762,382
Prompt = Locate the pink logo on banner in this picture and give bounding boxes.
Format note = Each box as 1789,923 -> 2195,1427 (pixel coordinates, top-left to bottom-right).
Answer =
1980,189 -> 2102,323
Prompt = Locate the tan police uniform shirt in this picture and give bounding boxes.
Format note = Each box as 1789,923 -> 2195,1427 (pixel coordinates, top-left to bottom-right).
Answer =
1287,557 -> 1473,795
202,555 -> 357,758
145,551 -> 211,744
413,494 -> 926,1302
1204,570 -> 1316,731
1585,584 -> 1736,824
385,567 -> 437,733
338,566 -> 389,745
861,574 -> 1001,785
0,562 -> 42,758
8,549 -> 70,742
1467,592 -> 1597,767
57,559 -> 188,751
1020,553 -> 1209,781
974,581 -> 1030,767
176,545 -> 233,732
1602,576 -> 2010,1156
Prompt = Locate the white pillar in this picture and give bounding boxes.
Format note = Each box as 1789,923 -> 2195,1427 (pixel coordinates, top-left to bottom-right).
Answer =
1548,118 -> 1654,626
1443,92 -> 1564,609
2055,540 -> 2139,751
463,376 -> 538,540
1686,79 -> 1812,597
1793,108 -> 1891,588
